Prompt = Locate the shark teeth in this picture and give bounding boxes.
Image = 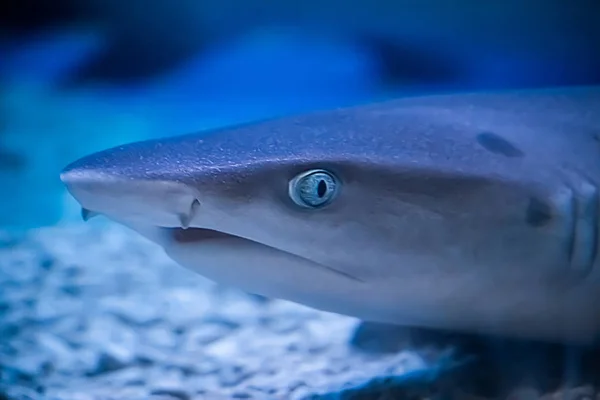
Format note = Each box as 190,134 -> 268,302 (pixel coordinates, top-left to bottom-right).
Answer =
81,208 -> 99,222
179,199 -> 200,229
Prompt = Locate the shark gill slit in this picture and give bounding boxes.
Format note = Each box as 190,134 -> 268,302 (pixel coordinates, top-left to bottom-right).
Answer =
569,180 -> 599,276
556,179 -> 599,277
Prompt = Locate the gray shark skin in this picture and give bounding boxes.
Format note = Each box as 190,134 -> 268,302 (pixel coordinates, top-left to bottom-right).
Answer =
61,86 -> 600,344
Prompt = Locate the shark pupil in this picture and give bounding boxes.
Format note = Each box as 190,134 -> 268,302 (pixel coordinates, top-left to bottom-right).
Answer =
317,180 -> 327,197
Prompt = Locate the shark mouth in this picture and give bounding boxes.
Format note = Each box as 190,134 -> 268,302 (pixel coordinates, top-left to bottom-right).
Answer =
164,226 -> 365,283
79,206 -> 364,283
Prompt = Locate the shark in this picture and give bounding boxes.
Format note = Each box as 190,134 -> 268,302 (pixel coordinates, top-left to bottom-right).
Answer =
60,86 -> 600,344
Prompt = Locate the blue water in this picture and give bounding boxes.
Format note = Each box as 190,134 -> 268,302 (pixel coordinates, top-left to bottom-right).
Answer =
0,28 -> 389,230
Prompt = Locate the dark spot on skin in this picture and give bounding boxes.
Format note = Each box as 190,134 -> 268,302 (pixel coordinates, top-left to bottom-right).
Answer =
317,180 -> 327,197
526,197 -> 553,227
476,132 -> 524,158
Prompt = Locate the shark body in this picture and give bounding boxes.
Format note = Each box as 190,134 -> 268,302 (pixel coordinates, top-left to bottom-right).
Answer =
61,86 -> 600,343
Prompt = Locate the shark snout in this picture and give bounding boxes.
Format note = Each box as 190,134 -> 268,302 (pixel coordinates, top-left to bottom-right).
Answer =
60,162 -> 201,228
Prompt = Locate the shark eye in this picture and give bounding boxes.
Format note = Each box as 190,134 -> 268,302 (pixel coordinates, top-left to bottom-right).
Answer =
289,169 -> 339,208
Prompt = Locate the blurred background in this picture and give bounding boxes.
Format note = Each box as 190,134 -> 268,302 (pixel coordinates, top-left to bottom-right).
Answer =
1,0 -> 600,229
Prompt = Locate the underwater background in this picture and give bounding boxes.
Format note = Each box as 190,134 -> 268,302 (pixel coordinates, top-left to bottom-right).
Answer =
2,1 -> 600,399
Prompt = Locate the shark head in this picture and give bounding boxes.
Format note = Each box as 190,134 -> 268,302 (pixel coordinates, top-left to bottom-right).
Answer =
61,90 -> 600,342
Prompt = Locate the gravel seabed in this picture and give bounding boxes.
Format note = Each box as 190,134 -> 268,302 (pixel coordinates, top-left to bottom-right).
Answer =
0,222 -> 463,400
2,222 -> 599,400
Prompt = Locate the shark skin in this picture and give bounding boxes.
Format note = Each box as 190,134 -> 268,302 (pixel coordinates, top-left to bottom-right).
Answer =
60,85 -> 600,344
